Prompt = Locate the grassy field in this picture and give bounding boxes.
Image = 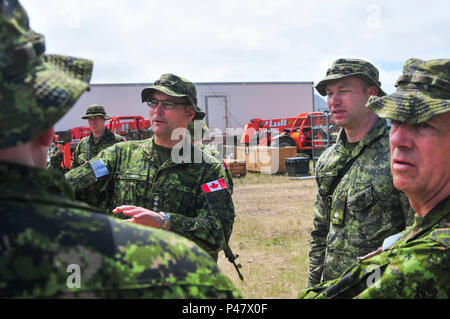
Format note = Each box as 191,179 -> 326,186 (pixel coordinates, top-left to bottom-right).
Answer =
217,172 -> 316,299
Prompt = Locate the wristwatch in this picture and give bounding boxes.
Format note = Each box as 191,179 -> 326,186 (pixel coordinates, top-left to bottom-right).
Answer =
159,211 -> 170,230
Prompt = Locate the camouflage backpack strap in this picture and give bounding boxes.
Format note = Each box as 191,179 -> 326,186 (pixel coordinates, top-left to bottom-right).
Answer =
326,154 -> 359,197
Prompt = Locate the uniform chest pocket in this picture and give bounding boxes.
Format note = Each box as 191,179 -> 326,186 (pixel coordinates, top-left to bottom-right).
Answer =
317,169 -> 338,198
347,184 -> 374,212
347,184 -> 386,247
113,172 -> 148,207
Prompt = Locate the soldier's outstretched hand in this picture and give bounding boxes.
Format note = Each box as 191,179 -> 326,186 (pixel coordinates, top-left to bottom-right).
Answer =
113,205 -> 164,229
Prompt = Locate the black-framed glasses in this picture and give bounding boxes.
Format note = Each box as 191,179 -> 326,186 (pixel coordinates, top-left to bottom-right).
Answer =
146,99 -> 189,110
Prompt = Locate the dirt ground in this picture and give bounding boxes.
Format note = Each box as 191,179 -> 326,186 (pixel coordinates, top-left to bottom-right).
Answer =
217,173 -> 317,299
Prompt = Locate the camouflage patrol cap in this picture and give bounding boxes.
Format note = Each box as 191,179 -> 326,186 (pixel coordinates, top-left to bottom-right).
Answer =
141,73 -> 205,120
315,58 -> 386,97
81,104 -> 111,120
366,58 -> 450,123
0,0 -> 93,149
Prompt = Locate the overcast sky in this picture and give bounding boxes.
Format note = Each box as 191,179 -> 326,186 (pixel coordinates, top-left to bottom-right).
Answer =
21,0 -> 449,95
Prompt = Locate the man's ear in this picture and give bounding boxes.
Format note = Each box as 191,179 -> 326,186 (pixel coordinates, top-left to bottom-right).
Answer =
38,128 -> 56,147
367,85 -> 379,97
186,106 -> 196,121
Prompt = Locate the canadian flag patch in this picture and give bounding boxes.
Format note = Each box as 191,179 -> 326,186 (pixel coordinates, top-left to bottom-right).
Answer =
201,178 -> 228,193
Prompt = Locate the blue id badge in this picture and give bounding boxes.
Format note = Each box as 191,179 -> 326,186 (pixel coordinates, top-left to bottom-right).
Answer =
382,233 -> 402,250
90,159 -> 109,178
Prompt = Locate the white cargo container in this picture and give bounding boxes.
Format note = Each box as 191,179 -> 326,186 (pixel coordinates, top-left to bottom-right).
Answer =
55,81 -> 326,133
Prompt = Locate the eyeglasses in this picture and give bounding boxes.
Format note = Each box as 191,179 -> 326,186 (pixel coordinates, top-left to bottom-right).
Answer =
146,99 -> 189,110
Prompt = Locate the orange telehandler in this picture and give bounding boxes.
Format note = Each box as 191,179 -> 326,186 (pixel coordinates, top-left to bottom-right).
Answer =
240,111 -> 338,156
52,115 -> 153,168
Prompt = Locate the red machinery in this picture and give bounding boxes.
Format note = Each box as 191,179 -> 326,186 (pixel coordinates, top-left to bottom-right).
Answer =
68,116 -> 152,141
240,112 -> 338,155
53,116 -> 153,168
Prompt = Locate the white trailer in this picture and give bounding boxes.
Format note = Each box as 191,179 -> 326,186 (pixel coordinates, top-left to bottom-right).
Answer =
55,81 -> 324,133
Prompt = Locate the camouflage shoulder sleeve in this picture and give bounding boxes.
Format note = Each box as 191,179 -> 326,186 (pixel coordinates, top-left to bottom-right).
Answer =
197,143 -> 234,194
307,152 -> 332,287
307,190 -> 330,287
224,165 -> 234,195
65,143 -> 119,193
0,184 -> 241,298
356,234 -> 449,299
169,160 -> 235,259
203,160 -> 235,245
300,227 -> 449,299
84,217 -> 242,298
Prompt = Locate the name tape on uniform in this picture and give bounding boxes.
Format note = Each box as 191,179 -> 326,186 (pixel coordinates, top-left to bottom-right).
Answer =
90,159 -> 109,178
201,178 -> 228,193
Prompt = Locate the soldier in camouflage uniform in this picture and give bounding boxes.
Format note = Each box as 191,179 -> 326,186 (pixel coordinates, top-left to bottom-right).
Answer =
0,0 -> 240,299
307,58 -> 415,287
47,140 -> 67,174
299,58 -> 449,299
66,74 -> 235,262
71,104 -> 125,169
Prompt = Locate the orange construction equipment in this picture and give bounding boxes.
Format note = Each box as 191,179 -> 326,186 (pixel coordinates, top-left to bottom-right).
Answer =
240,112 -> 338,156
53,115 -> 153,169
62,142 -> 71,170
240,117 -> 297,145
107,116 -> 152,140
68,115 -> 152,142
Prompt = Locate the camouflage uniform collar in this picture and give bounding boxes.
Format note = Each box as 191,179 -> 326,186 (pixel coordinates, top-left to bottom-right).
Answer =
88,127 -> 109,142
141,137 -> 174,168
142,136 -> 203,167
104,127 -> 116,138
401,196 -> 450,244
0,160 -> 76,201
335,118 -> 388,157
141,136 -> 158,161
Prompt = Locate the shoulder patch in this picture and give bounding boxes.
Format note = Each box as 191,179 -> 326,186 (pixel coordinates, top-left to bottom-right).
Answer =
90,159 -> 109,178
382,232 -> 403,250
201,178 -> 228,193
